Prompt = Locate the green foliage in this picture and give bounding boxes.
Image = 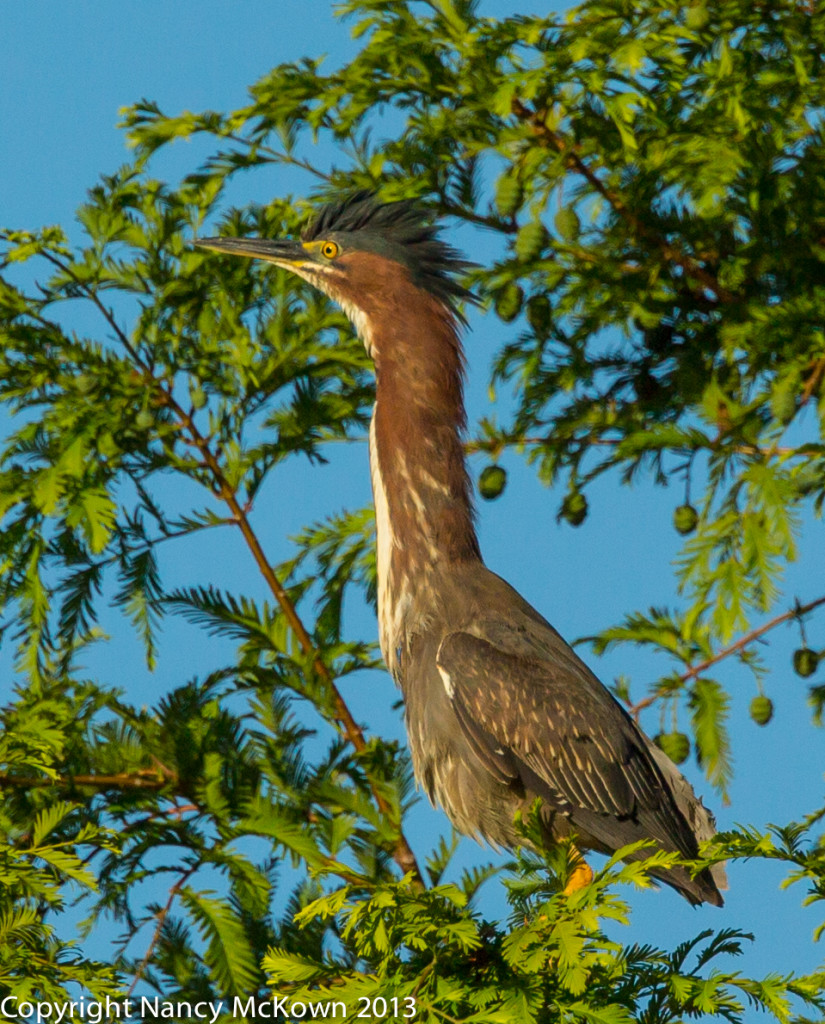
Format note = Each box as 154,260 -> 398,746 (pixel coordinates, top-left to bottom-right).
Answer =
2,0 -> 825,1015
257,841 -> 825,1023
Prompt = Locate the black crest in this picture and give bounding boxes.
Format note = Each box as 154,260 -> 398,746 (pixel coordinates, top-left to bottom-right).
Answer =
303,191 -> 478,320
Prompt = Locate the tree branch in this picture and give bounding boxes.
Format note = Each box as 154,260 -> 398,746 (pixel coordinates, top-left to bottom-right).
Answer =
463,434 -> 800,459
127,864 -> 198,997
801,355 -> 825,407
0,771 -> 171,790
629,593 -> 825,716
219,132 -> 333,183
510,98 -> 737,305
163,401 -> 422,881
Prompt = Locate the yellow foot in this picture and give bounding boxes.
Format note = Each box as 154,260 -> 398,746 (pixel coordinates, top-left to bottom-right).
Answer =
562,858 -> 594,896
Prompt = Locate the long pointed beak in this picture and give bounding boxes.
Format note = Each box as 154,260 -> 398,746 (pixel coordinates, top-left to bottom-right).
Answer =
195,236 -> 306,267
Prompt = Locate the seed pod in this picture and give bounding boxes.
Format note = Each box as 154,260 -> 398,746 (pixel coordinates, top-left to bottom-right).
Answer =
654,731 -> 690,765
749,695 -> 773,726
494,283 -> 524,323
495,175 -> 523,217
793,648 -> 819,678
554,206 -> 580,242
526,294 -> 552,336
673,504 -> 698,535
685,3 -> 710,29
189,385 -> 208,410
770,382 -> 797,426
515,221 -> 550,262
561,491 -> 588,526
135,410 -> 154,430
478,465 -> 507,500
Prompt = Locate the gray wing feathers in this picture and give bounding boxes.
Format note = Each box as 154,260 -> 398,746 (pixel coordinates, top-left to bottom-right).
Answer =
436,629 -> 708,863
647,740 -> 728,892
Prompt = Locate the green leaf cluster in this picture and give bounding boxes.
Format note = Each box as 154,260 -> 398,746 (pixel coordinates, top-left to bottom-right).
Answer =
2,0 -> 825,1015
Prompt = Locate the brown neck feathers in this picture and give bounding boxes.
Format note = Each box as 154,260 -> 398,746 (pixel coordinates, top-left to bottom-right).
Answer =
369,281 -> 480,571
334,251 -> 480,665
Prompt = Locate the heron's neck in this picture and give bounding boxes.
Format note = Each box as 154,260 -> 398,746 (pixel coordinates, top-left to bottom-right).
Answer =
367,294 -> 481,672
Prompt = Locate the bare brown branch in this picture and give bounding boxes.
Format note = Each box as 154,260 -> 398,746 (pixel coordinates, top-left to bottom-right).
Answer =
127,865 -> 197,997
800,355 -> 825,407
629,593 -> 825,717
0,771 -> 170,791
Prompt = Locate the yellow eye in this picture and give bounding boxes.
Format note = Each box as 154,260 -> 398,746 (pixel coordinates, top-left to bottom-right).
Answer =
320,241 -> 340,259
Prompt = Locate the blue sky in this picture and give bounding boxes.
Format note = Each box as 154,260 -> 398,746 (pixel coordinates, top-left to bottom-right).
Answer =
3,0 -> 825,1005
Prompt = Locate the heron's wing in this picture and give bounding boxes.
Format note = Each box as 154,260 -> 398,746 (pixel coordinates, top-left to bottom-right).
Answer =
435,630 -> 676,828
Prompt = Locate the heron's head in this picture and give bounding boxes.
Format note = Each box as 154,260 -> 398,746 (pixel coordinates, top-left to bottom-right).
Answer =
197,192 -> 476,350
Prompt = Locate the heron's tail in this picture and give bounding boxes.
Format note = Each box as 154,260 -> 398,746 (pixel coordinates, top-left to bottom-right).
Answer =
648,741 -> 728,902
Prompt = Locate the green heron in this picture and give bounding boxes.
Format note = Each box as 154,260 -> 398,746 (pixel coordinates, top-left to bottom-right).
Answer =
198,194 -> 726,906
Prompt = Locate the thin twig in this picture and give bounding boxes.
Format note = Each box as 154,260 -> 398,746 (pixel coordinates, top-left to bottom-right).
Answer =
321,434 -> 801,459
0,771 -> 170,790
800,355 -> 825,407
127,864 -> 197,997
439,200 -> 518,234
510,98 -> 737,305
170,406 -> 423,883
680,594 -> 825,684
220,132 -> 333,183
629,593 -> 825,716
463,435 -> 800,458
77,801 -> 202,869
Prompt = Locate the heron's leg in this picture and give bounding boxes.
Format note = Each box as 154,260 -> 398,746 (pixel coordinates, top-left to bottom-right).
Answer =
562,847 -> 594,895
